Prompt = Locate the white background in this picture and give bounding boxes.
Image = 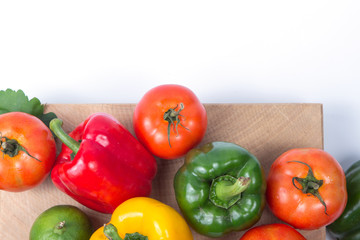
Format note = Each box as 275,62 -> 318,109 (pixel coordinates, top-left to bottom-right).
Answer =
1,1 -> 359,239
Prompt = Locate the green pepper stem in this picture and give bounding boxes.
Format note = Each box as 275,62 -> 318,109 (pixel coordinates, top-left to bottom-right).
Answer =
215,176 -> 251,202
209,175 -> 251,209
50,118 -> 80,154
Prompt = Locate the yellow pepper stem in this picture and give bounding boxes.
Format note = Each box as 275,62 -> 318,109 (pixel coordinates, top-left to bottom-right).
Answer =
104,224 -> 122,240
103,224 -> 148,240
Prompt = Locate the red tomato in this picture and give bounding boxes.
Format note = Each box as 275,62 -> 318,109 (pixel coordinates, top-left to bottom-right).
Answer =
133,84 -> 207,160
240,224 -> 306,240
266,148 -> 347,230
0,112 -> 56,191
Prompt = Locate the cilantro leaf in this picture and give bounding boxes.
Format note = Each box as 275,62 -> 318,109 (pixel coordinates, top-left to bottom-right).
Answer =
40,112 -> 57,128
0,89 -> 57,129
0,89 -> 44,117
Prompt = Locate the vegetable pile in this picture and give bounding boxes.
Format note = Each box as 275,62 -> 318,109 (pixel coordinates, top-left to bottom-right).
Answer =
0,85 -> 352,240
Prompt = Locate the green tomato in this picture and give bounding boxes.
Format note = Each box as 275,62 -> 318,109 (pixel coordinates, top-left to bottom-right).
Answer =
29,205 -> 93,240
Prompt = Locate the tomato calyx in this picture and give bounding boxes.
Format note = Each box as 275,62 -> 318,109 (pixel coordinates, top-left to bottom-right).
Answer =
288,161 -> 328,215
103,223 -> 148,240
0,135 -> 41,162
163,103 -> 189,147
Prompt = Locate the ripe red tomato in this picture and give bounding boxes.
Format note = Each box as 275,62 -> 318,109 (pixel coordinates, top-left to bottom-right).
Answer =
240,224 -> 306,240
0,112 -> 56,191
266,148 -> 347,230
133,84 -> 207,160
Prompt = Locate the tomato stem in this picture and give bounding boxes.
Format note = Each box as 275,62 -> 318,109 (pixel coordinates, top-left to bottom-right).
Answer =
288,161 -> 328,215
163,103 -> 189,148
50,119 -> 80,155
0,135 -> 41,162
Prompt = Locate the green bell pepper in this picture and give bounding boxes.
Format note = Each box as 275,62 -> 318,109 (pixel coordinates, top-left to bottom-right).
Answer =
327,160 -> 360,240
174,141 -> 266,237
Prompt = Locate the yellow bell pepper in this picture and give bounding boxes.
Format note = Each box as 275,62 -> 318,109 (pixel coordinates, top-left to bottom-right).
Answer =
90,197 -> 193,240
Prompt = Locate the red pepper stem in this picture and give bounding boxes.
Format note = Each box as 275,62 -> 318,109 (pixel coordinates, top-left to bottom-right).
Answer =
50,118 -> 80,154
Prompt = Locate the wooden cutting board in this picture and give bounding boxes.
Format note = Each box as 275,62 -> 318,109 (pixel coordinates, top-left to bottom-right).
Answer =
0,103 -> 325,239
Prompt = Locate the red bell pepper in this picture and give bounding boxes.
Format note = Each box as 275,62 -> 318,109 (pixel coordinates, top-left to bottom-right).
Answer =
49,112 -> 157,214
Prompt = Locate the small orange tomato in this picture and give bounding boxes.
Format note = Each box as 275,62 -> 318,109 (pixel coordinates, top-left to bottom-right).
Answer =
240,224 -> 306,240
133,84 -> 207,160
0,112 -> 56,191
266,148 -> 347,229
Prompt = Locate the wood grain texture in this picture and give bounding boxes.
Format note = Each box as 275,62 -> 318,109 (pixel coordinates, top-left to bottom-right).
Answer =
0,103 -> 325,239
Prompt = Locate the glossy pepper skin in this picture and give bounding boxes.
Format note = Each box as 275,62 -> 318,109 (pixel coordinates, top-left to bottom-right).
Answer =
49,113 -> 157,214
174,141 -> 266,237
90,197 -> 193,240
327,160 -> 360,240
